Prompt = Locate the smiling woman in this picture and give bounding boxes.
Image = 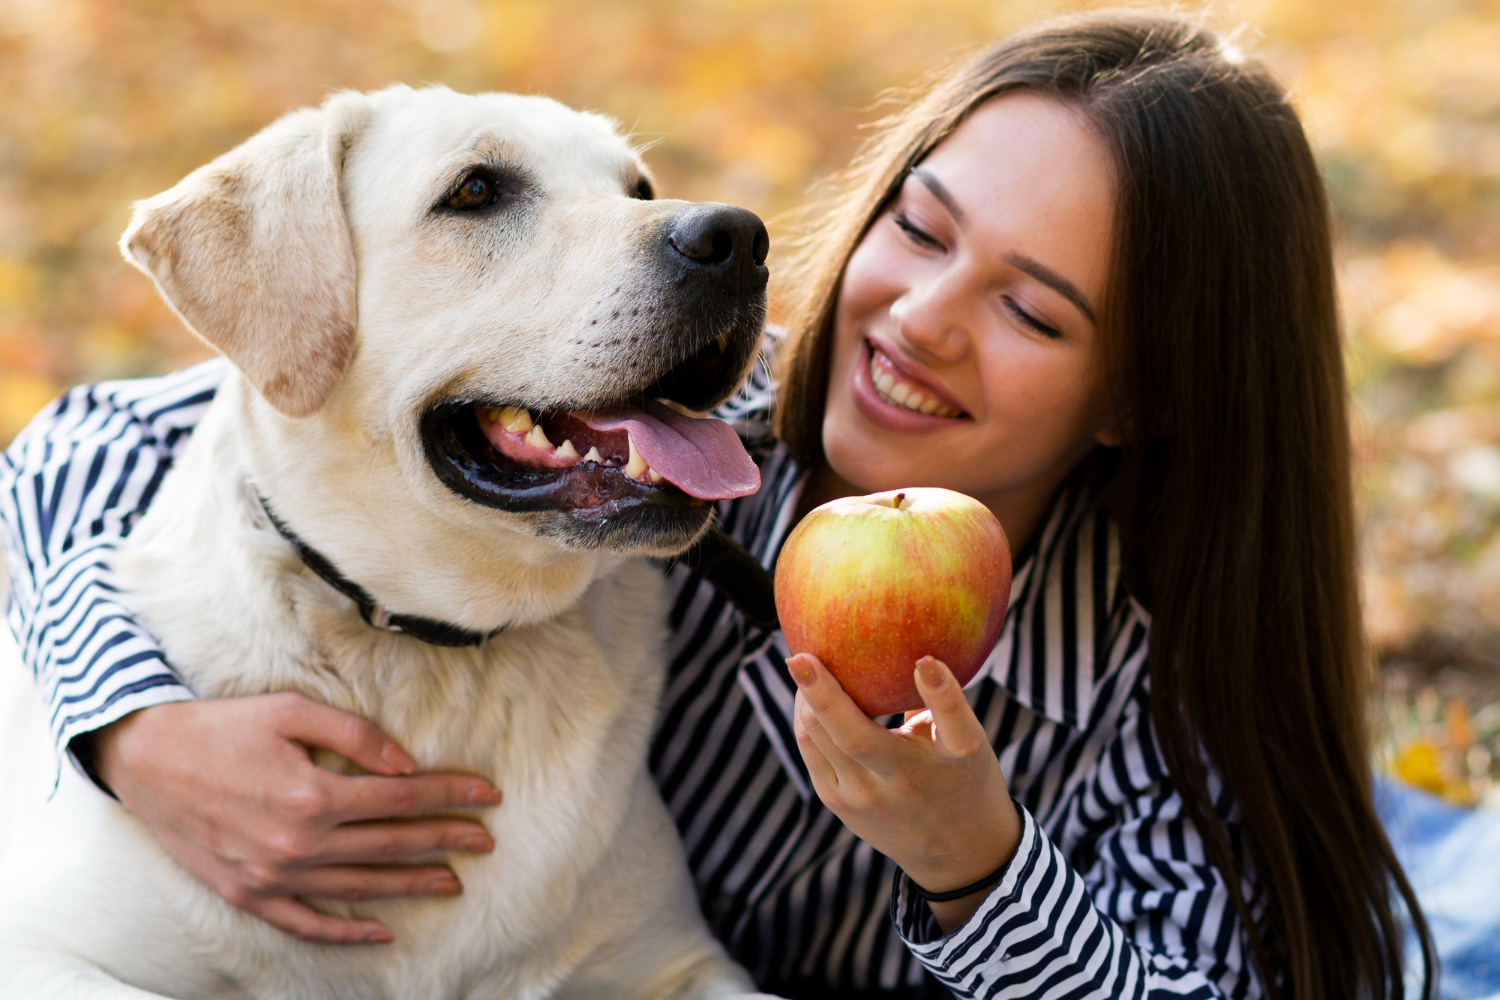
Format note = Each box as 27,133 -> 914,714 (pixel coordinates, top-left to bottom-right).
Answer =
773,11 -> 1436,999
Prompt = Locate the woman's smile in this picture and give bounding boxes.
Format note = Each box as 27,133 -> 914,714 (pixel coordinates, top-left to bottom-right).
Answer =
854,338 -> 967,428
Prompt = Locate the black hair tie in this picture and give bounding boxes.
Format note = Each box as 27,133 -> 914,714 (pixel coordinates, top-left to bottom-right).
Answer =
902,859 -> 1011,903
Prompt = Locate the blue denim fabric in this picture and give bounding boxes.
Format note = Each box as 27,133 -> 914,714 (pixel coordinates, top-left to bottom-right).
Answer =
1377,775 -> 1500,999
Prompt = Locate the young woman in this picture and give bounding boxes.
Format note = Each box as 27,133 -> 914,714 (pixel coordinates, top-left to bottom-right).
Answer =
0,11 -> 1433,999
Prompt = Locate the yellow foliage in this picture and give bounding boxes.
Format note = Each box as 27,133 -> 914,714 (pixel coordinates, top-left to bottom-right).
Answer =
1393,740 -> 1446,796
0,372 -> 60,444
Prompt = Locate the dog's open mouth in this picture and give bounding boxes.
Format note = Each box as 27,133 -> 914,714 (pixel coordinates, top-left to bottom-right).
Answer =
472,398 -> 757,499
421,327 -> 762,543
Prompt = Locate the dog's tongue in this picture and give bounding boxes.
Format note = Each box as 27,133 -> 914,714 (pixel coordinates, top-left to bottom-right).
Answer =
582,400 -> 759,500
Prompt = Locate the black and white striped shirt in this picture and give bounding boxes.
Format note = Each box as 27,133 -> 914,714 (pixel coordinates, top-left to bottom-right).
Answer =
2,356 -> 1264,999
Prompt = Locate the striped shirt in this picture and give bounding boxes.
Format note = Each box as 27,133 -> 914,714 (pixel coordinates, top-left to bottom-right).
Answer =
2,355 -> 1265,1000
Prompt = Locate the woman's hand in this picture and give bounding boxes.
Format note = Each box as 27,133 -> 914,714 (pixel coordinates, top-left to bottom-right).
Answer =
90,693 -> 503,944
788,652 -> 1021,932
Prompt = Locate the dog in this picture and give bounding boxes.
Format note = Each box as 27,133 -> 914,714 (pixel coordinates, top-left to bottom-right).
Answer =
0,84 -> 783,999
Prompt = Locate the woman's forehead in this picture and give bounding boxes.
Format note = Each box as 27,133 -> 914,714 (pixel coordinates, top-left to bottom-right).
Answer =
915,92 -> 1114,303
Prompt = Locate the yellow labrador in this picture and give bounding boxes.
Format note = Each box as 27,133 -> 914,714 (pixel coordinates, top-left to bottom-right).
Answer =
0,85 -> 781,1000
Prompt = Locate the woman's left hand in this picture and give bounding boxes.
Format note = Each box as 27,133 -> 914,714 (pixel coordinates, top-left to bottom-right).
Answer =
788,652 -> 1022,932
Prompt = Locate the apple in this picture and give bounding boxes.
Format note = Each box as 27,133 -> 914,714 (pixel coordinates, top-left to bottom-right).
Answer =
774,488 -> 1011,716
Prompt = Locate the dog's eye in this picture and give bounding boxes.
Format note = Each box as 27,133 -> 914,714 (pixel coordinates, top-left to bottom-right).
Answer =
632,177 -> 654,201
448,173 -> 495,210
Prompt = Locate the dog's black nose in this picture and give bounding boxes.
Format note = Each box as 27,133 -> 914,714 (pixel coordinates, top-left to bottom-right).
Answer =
664,204 -> 769,292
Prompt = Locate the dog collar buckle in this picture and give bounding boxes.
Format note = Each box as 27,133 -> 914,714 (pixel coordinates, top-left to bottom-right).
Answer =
254,489 -> 502,648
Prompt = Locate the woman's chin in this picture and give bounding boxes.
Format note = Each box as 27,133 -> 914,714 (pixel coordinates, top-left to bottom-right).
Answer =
821,411 -> 943,495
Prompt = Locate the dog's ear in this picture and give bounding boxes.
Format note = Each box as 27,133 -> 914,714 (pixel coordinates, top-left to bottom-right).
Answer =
121,92 -> 371,417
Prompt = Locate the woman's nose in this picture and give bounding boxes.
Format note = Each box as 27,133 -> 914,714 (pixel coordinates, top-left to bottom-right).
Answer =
889,272 -> 972,363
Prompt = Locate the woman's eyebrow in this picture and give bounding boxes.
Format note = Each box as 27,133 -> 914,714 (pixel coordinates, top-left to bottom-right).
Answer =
912,167 -> 1097,326
912,168 -> 965,225
1004,253 -> 1097,325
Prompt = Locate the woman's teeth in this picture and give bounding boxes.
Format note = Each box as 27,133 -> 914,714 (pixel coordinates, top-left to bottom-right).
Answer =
479,406 -> 665,484
868,355 -> 961,418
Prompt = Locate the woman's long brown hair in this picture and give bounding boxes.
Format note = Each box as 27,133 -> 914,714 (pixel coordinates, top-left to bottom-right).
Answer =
774,11 -> 1436,999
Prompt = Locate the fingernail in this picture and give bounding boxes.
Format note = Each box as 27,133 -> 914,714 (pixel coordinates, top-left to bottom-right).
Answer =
468,786 -> 503,806
364,929 -> 394,943
788,656 -> 816,689
381,742 -> 417,775
917,659 -> 945,690
428,877 -> 461,895
459,833 -> 494,852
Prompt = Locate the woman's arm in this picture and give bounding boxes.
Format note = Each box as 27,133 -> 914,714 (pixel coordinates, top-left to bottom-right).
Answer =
0,364 -> 503,944
1,363 -> 223,759
888,694 -> 1262,998
790,637 -> 1262,999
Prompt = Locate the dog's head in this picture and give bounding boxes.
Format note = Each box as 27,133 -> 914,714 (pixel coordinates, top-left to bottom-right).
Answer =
121,85 -> 768,562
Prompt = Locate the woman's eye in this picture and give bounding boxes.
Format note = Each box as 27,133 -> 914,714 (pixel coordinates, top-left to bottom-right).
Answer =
447,174 -> 494,210
892,211 -> 943,250
1004,297 -> 1062,340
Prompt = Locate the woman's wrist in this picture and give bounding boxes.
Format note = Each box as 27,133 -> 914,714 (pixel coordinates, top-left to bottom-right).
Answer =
898,793 -> 1023,934
89,706 -> 157,801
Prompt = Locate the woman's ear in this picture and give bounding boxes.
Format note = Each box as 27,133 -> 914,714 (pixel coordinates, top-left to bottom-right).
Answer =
120,91 -> 371,418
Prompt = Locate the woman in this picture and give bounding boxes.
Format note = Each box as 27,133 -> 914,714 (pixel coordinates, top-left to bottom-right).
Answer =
0,11 -> 1433,999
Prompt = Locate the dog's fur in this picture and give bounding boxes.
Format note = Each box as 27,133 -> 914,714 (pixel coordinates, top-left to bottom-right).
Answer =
0,86 -> 780,999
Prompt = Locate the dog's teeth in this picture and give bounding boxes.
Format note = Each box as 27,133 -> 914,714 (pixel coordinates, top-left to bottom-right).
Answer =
647,468 -> 664,484
499,406 -> 533,434
582,446 -> 603,465
625,436 -> 649,479
524,424 -> 553,450
555,439 -> 579,461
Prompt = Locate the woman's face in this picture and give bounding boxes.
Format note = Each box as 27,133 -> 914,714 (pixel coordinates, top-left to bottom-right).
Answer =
822,92 -> 1117,533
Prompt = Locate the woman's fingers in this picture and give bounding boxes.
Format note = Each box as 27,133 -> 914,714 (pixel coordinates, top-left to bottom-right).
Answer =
325,771 -> 502,825
791,693 -> 843,794
264,691 -> 418,776
93,695 -> 504,943
787,653 -> 898,774
249,895 -> 394,945
914,656 -> 990,759
255,863 -> 465,903
320,818 -> 495,865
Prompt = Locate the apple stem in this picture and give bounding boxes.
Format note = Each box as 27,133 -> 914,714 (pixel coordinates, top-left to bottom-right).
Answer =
894,492 -> 906,508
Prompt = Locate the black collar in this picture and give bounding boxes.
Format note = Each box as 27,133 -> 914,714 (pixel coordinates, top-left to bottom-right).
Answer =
255,493 -> 505,648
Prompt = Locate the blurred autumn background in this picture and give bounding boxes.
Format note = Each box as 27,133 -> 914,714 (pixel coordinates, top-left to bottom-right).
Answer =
1,0 -> 1498,803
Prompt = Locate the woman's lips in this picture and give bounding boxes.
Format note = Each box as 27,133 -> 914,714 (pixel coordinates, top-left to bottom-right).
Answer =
850,340 -> 969,432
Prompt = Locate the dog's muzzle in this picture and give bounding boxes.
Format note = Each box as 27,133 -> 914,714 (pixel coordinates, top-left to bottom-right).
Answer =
421,202 -> 770,554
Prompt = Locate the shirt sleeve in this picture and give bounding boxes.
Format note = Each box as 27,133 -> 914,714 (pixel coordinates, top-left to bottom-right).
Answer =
890,639 -> 1266,999
0,360 -> 228,767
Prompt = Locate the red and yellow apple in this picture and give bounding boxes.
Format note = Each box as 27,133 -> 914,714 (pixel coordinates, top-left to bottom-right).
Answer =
774,488 -> 1012,716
